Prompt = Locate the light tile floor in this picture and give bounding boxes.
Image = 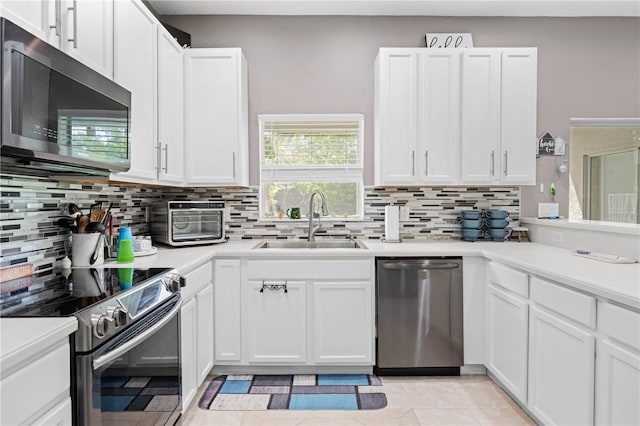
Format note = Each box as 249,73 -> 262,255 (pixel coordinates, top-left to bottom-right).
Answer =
182,375 -> 535,425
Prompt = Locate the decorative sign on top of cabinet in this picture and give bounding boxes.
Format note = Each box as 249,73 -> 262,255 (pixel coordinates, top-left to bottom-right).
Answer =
1,0 -> 114,78
184,48 -> 249,186
374,47 -> 537,186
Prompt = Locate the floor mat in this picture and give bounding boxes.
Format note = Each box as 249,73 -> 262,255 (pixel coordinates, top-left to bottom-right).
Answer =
198,374 -> 387,410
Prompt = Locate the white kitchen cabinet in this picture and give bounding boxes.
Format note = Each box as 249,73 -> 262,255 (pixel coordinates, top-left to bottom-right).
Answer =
374,49 -> 460,185
312,281 -> 372,364
196,283 -> 214,383
461,48 -> 537,184
156,26 -> 185,185
184,48 -> 249,186
0,338 -> 71,425
180,296 -> 197,411
0,0 -> 113,78
596,302 -> 640,426
460,49 -> 502,184
528,306 -> 595,426
499,49 -> 537,184
181,261 -> 214,411
485,283 -> 529,402
246,280 -> 307,363
214,259 -> 242,362
111,0 -> 158,182
374,49 -> 419,185
375,47 -> 536,186
527,276 -> 596,426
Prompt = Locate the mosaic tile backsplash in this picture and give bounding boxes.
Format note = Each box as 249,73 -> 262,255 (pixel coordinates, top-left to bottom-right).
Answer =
1,172 -> 519,272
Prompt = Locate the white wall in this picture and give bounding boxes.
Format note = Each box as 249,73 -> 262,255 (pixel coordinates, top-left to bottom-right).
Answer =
162,15 -> 640,217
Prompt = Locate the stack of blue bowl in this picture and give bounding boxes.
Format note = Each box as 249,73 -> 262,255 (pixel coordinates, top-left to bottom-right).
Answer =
485,210 -> 509,241
460,210 -> 484,241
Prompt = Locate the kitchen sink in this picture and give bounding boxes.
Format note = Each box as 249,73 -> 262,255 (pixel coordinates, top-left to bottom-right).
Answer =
253,240 -> 368,249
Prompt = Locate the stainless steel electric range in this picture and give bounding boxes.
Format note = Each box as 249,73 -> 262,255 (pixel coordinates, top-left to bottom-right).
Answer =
0,267 -> 184,426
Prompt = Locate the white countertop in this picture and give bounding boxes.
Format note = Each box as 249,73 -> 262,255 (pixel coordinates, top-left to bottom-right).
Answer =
108,239 -> 640,309
0,317 -> 77,375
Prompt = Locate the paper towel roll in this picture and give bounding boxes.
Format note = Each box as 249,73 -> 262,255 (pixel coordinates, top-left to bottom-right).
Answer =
384,206 -> 400,242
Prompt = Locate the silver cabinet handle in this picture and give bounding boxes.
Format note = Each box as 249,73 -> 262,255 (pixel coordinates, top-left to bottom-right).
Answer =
490,150 -> 495,176
155,142 -> 161,174
67,0 -> 77,48
162,144 -> 169,173
411,150 -> 415,176
93,298 -> 182,370
232,152 -> 236,178
503,151 -> 508,176
425,150 -> 429,176
50,0 -> 61,36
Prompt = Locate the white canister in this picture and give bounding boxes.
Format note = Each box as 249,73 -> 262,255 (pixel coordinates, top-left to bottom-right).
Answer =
71,233 -> 104,267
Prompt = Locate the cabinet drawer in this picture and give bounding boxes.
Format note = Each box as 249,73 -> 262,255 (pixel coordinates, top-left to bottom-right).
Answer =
530,277 -> 595,328
247,259 -> 371,280
599,302 -> 640,350
0,341 -> 70,426
183,261 -> 213,300
487,262 -> 528,297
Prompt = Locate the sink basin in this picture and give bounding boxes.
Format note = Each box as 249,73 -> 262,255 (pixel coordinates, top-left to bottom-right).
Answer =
253,240 -> 368,249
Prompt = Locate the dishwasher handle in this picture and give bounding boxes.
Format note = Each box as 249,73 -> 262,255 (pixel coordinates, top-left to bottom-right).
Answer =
381,261 -> 460,270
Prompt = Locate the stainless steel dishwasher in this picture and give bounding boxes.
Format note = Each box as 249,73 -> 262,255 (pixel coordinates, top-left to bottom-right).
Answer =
375,257 -> 463,375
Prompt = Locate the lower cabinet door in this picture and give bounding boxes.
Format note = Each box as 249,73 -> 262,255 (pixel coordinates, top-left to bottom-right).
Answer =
180,297 -> 197,411
196,284 -> 214,384
595,339 -> 640,426
485,284 -> 528,402
32,397 -> 72,426
214,259 -> 242,362
528,306 -> 595,426
312,281 -> 372,364
246,280 -> 306,363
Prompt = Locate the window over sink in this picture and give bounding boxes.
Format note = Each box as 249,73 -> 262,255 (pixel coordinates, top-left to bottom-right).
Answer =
259,114 -> 364,221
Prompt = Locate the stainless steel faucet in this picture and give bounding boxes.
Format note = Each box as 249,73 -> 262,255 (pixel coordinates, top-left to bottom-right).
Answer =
308,190 -> 329,242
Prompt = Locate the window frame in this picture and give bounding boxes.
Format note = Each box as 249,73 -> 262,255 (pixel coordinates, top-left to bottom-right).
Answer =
258,113 -> 365,222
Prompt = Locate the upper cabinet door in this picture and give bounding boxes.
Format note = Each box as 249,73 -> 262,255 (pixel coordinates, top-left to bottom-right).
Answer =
374,49 -> 419,186
500,48 -> 537,185
157,27 -> 184,185
184,49 -> 249,186
1,0 -> 113,78
461,49 -> 501,184
63,0 -> 114,78
0,1 -> 52,43
419,50 -> 461,184
111,0 -> 158,182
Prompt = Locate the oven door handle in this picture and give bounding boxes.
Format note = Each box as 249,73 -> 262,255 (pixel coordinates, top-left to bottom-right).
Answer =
92,298 -> 182,370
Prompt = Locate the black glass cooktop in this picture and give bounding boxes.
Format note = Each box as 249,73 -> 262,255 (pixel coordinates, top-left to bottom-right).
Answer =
0,267 -> 171,317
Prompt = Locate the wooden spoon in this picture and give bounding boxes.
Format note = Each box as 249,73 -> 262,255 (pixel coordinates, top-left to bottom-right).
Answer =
78,215 -> 89,233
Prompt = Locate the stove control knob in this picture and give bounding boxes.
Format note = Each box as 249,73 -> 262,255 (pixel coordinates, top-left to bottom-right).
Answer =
106,305 -> 129,327
91,313 -> 114,338
163,273 -> 183,293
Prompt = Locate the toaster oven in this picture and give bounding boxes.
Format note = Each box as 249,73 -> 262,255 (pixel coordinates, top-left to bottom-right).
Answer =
151,201 -> 226,246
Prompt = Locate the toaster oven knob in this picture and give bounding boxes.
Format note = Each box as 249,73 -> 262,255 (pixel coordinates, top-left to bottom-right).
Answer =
91,313 -> 114,338
106,305 -> 129,327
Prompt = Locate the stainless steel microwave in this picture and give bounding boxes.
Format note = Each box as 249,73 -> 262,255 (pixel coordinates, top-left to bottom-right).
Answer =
1,18 -> 131,176
151,201 -> 227,247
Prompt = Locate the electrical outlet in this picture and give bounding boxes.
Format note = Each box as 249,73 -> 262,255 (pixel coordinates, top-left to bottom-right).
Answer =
551,231 -> 563,243
476,201 -> 491,210
400,206 -> 410,221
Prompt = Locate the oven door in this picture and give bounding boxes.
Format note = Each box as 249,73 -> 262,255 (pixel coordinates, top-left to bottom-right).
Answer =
171,209 -> 224,243
75,296 -> 182,426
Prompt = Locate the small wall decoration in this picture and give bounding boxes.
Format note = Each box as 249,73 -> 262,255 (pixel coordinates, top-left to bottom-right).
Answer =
537,132 -> 566,156
425,33 -> 473,48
